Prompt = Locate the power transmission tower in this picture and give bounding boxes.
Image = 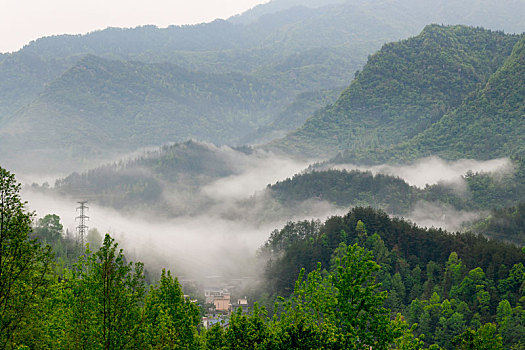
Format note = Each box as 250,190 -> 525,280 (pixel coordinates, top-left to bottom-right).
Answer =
76,201 -> 89,249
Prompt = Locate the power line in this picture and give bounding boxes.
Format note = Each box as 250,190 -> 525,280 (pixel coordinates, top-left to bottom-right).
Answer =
76,201 -> 89,249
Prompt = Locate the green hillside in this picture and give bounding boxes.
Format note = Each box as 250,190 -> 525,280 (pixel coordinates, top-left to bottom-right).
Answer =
39,141 -> 250,213
268,170 -> 418,216
267,164 -> 525,230
0,53 -> 72,118
6,167 -> 525,349
383,34 -> 525,162
0,56 -> 286,173
259,206 -> 525,348
469,203 -> 525,246
271,25 -> 520,157
2,1 -> 525,173
0,1 -> 407,124
240,87 -> 342,143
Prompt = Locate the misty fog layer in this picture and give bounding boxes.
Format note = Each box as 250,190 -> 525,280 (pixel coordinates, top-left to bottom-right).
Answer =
330,157 -> 514,230
21,149 -> 338,282
22,154 -> 514,281
331,157 -> 513,188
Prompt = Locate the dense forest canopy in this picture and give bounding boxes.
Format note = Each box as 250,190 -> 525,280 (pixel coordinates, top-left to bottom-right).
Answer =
3,166 -> 525,349
271,25 -> 523,159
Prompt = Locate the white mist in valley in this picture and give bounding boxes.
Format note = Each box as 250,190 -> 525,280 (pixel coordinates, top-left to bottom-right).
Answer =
20,150 -> 339,285
20,152 -> 515,284
201,151 -> 310,202
332,156 -> 513,188
330,156 -> 514,230
24,189 -> 278,280
405,201 -> 485,232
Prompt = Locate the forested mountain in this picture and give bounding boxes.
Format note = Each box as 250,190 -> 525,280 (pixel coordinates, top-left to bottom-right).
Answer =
240,87 -> 342,144
0,0 -> 418,119
0,53 -> 73,118
0,2 -> 396,173
262,207 -> 525,297
269,170 -> 418,216
228,0 -> 347,24
271,25 -> 521,157
40,140 -> 525,243
380,34 -> 525,162
0,56 -> 288,172
257,206 -> 525,348
40,141 -> 247,213
469,203 -> 525,246
267,164 -> 525,236
2,0 -> 525,173
3,0 -> 525,348
6,163 -> 525,348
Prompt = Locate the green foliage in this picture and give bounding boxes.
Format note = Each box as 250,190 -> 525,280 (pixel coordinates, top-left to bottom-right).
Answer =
268,166 -> 525,244
381,34 -> 525,162
269,169 -> 417,215
2,0 -> 405,173
215,245 -> 414,349
470,202 -> 525,246
273,25 -> 520,157
0,167 -> 54,349
4,1 -> 525,172
333,244 -> 396,347
452,323 -> 503,350
261,206 -> 525,348
144,269 -> 200,349
32,214 -> 63,244
62,234 -> 146,349
225,304 -> 272,349
4,170 -> 525,348
49,140 -> 240,212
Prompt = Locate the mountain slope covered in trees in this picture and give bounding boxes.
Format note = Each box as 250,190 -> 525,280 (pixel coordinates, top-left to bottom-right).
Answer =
258,206 -> 525,348
2,1 -> 525,173
0,56 -> 288,172
380,33 -> 525,162
271,25 -> 521,157
40,141 -> 247,213
267,164 -> 525,235
469,202 -> 525,246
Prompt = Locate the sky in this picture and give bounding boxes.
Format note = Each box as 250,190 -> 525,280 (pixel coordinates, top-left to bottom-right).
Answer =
0,0 -> 269,53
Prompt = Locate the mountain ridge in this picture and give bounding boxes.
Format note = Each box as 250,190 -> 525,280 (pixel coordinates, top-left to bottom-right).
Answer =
270,25 -> 521,158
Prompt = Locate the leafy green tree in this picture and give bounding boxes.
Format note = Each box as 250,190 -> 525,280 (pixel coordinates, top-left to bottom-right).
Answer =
355,220 -> 367,243
453,267 -> 491,317
435,308 -> 466,349
442,252 -> 465,298
496,299 -> 512,333
498,299 -> 525,347
225,303 -> 272,349
274,243 -> 405,349
64,234 -> 146,349
386,272 -> 407,313
451,323 -> 503,350
332,244 -> 400,347
203,324 -> 227,350
33,214 -> 63,244
0,167 -> 54,349
144,269 -> 200,349
391,314 -> 426,350
275,264 -> 339,348
498,263 -> 525,303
